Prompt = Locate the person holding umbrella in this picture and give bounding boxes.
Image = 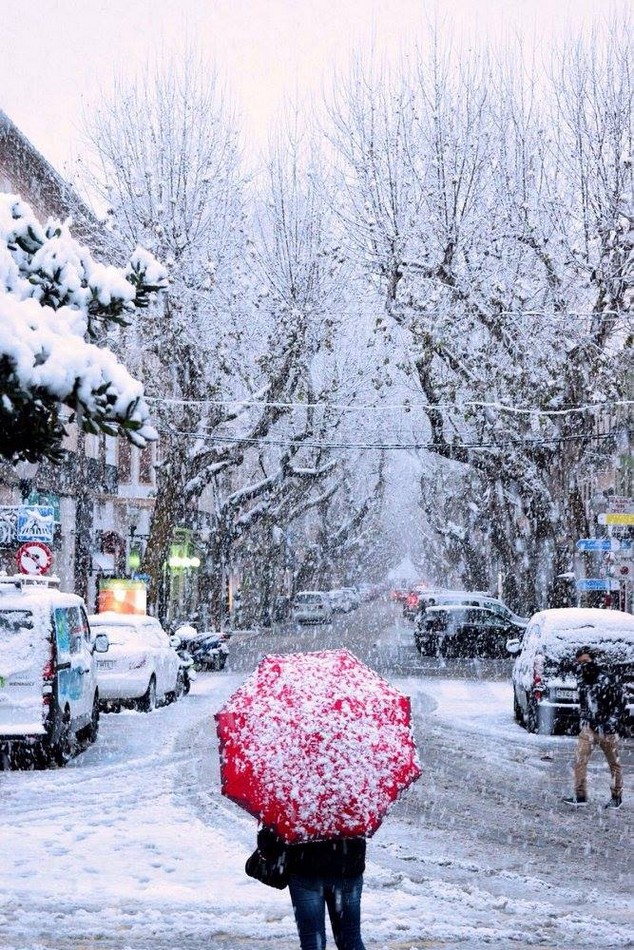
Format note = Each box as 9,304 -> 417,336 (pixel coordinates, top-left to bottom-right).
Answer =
215,649 -> 422,950
256,824 -> 366,950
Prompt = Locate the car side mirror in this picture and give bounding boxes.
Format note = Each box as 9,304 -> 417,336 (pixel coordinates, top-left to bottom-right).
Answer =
506,638 -> 521,655
170,634 -> 182,648
93,633 -> 109,654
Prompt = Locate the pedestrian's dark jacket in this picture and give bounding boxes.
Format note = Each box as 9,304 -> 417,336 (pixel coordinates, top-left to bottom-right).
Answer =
577,662 -> 626,734
257,826 -> 366,879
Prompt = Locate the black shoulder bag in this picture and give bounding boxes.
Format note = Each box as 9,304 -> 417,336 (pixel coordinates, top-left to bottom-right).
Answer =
245,847 -> 289,890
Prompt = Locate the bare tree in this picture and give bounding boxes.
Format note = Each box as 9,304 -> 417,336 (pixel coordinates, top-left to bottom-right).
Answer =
327,23 -> 632,610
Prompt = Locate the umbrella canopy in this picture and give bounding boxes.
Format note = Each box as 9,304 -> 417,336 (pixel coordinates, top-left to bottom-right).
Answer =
215,649 -> 421,843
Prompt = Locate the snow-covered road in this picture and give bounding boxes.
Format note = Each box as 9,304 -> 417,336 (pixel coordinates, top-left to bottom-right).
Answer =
0,611 -> 632,950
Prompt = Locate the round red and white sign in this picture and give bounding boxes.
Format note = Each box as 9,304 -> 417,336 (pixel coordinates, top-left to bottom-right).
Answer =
16,541 -> 53,575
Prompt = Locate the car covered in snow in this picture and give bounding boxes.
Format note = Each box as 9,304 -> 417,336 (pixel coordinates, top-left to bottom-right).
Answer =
0,576 -> 109,767
415,604 -> 526,658
507,608 -> 634,735
416,590 -> 528,625
292,591 -> 333,624
88,612 -> 181,712
329,588 -> 359,613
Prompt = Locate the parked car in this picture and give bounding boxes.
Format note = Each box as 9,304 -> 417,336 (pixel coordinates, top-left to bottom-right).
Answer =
175,627 -> 229,671
88,612 -> 181,712
329,588 -> 359,613
292,591 -> 333,624
341,587 -> 360,610
0,576 -> 108,767
329,589 -> 351,613
358,582 -> 383,602
417,590 -> 528,627
415,604 -> 526,658
508,607 -> 634,735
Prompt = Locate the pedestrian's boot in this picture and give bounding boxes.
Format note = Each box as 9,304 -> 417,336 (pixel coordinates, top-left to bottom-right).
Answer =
562,794 -> 588,806
605,793 -> 622,810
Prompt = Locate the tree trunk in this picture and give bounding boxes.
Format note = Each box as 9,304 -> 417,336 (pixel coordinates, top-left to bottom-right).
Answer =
143,463 -> 184,618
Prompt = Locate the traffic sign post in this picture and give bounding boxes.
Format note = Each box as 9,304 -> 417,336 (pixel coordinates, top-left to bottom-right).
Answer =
16,541 -> 54,575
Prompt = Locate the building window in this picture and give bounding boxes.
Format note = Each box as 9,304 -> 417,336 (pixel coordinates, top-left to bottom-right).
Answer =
85,432 -> 100,460
118,439 -> 132,483
139,444 -> 154,485
105,435 -> 117,467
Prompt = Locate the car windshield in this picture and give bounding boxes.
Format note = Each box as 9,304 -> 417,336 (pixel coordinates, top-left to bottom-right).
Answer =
90,624 -> 140,646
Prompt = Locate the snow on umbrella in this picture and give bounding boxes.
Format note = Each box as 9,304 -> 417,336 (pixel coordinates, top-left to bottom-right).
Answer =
215,648 -> 422,843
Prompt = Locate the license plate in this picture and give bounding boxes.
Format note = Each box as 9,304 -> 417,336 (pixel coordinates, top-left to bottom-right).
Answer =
556,688 -> 576,699
98,660 -> 115,670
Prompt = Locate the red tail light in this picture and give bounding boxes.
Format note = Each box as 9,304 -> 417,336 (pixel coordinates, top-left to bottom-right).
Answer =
42,651 -> 54,717
406,593 -> 418,608
533,655 -> 544,701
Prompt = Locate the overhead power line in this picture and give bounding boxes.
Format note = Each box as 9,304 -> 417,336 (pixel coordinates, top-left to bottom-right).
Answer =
147,396 -> 633,416
158,427 -> 620,453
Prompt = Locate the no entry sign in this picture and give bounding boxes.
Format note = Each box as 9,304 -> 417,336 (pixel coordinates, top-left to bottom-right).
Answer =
16,541 -> 53,575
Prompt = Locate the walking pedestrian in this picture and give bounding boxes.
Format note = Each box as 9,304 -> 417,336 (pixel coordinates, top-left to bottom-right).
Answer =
256,825 -> 367,950
562,646 -> 626,808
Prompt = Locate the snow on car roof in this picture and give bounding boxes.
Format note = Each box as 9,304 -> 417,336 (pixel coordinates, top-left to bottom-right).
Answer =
0,583 -> 83,611
530,608 -> 634,661
425,604 -> 496,614
534,607 -> 634,635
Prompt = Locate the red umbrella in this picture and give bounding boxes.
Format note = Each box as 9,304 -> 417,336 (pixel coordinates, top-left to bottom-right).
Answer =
215,649 -> 421,843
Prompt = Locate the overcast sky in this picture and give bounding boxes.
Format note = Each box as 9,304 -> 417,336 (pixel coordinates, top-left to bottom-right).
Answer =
0,0 -> 627,178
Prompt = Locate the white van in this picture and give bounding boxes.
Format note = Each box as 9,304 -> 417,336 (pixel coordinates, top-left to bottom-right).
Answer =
0,577 -> 109,767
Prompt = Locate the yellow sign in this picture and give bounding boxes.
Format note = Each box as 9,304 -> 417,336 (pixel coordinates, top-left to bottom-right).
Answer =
599,513 -> 634,526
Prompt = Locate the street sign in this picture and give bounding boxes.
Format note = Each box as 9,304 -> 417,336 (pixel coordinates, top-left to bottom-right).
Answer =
575,578 -> 620,592
598,513 -> 634,526
607,496 -> 634,515
575,538 -> 633,552
16,541 -> 53,575
576,538 -> 614,552
17,505 -> 55,542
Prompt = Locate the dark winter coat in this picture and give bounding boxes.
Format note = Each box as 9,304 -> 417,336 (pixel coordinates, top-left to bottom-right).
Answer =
577,663 -> 626,735
257,826 -> 366,879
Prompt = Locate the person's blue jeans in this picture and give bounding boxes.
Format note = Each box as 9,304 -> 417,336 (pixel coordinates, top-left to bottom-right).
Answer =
288,873 -> 366,950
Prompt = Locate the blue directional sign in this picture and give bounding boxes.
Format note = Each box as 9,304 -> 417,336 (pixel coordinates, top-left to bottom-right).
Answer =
576,538 -> 632,552
575,578 -> 610,592
576,538 -> 612,552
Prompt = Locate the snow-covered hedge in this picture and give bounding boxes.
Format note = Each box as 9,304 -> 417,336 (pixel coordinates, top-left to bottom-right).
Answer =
0,194 -> 167,462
